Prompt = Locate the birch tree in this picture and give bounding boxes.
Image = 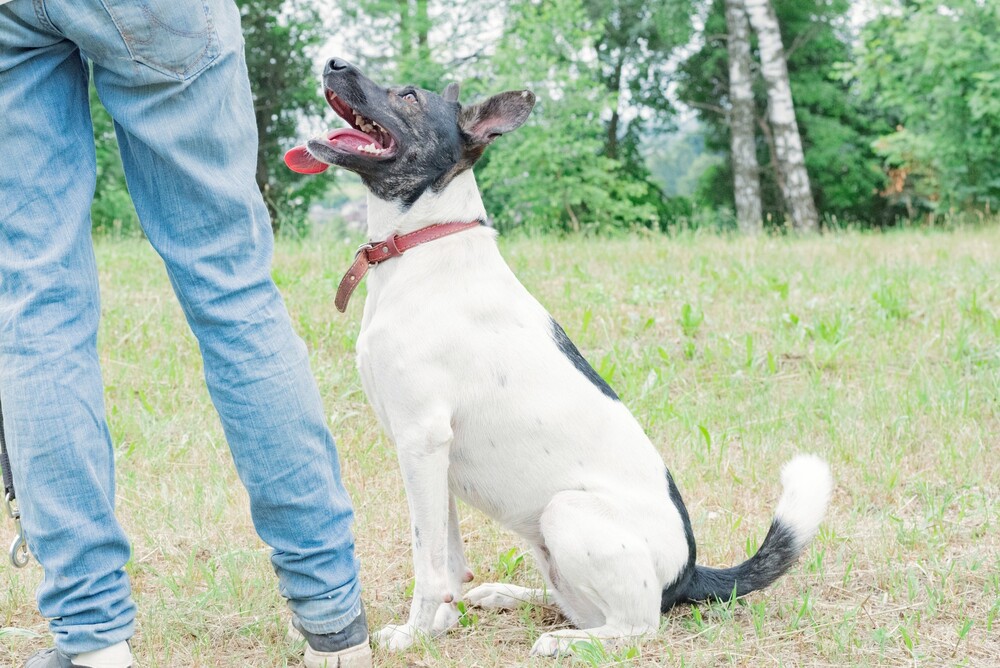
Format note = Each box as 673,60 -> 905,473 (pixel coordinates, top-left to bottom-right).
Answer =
724,0 -> 762,234
582,0 -> 694,161
745,0 -> 819,231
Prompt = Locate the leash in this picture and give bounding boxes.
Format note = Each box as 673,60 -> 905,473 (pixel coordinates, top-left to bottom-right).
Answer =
335,220 -> 483,312
1,393 -> 30,567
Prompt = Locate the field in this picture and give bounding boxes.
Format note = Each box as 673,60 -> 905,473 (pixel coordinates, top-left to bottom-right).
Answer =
2,226 -> 999,667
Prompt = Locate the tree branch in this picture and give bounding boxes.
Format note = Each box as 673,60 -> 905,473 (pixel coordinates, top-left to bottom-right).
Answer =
687,100 -> 728,116
785,25 -> 821,61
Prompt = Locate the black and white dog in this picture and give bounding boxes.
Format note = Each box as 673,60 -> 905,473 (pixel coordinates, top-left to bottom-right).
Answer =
286,58 -> 833,657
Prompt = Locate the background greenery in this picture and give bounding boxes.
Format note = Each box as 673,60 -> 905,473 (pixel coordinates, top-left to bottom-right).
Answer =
84,0 -> 1000,236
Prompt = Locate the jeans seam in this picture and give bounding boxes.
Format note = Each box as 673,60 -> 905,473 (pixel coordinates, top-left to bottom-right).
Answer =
95,0 -> 220,81
95,0 -> 136,63
32,0 -> 58,34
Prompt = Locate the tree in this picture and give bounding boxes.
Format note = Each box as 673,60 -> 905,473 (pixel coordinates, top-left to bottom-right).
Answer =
581,0 -> 694,162
478,0 -> 660,232
237,0 -> 329,234
857,0 -> 1000,213
724,0 -> 762,234
563,0 -> 700,229
678,0 -> 887,226
743,0 -> 817,231
342,0 -> 496,89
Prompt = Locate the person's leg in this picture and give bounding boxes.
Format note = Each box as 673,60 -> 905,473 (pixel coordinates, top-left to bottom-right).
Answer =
0,0 -> 135,658
44,0 -> 363,634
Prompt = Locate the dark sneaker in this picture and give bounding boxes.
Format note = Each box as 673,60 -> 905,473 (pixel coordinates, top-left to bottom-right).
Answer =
288,604 -> 372,668
23,648 -> 132,668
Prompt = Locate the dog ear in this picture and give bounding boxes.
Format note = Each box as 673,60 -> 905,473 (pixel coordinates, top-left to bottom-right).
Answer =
442,82 -> 460,103
459,90 -> 536,149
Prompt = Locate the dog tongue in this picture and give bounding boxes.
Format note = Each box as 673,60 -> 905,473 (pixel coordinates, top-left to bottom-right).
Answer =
285,128 -> 385,174
284,145 -> 328,174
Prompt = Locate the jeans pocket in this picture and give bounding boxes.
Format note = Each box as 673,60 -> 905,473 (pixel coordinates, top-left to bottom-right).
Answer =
99,0 -> 220,80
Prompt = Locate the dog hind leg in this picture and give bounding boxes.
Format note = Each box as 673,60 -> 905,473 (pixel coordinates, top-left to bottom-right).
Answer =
530,491 -> 661,657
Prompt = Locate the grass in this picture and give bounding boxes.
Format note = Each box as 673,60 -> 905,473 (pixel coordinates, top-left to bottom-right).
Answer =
2,225 -> 999,666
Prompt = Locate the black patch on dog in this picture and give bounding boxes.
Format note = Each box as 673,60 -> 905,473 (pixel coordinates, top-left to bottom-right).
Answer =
550,318 -> 619,401
660,470 -> 697,611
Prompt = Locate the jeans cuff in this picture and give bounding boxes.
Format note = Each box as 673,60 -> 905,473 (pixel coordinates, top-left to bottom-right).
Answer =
289,595 -> 363,635
55,619 -> 135,658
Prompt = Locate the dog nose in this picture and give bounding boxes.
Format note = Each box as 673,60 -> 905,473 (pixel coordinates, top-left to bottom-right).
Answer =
325,58 -> 350,74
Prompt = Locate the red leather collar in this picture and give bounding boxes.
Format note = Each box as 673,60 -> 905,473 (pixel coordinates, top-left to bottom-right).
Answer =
335,220 -> 482,312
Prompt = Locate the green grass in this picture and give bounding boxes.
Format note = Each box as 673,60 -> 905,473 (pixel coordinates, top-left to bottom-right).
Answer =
3,226 -> 999,666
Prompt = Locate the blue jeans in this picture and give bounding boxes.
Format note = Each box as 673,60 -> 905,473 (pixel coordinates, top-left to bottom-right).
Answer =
0,0 -> 361,656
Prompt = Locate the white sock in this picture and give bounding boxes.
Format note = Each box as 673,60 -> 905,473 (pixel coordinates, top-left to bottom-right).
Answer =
72,641 -> 132,668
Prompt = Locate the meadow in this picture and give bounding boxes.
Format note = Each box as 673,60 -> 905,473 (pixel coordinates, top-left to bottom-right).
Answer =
2,226 -> 998,667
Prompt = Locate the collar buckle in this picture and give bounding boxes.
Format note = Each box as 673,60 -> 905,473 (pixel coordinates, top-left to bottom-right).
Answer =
354,241 -> 375,261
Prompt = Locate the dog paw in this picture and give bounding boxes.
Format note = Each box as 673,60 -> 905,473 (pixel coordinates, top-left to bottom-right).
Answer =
530,631 -> 606,657
466,583 -> 537,609
432,602 -> 460,633
530,632 -> 571,657
373,623 -> 421,651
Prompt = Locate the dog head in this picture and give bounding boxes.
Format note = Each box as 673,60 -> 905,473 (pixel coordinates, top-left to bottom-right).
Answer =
285,58 -> 535,206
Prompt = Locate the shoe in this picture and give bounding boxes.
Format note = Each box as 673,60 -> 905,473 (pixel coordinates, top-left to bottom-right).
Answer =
288,604 -> 372,668
22,648 -> 132,668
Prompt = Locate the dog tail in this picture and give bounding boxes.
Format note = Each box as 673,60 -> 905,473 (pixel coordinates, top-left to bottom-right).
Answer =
660,454 -> 832,611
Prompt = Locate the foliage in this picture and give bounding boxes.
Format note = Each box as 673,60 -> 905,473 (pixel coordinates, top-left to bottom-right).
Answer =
581,0 -> 693,159
647,121 -> 724,198
237,0 -> 330,235
89,84 -> 140,236
340,0 -> 495,89
83,0 -> 1000,234
677,0 -> 890,225
581,0 -> 696,229
856,0 -> 1000,213
476,0 -> 661,233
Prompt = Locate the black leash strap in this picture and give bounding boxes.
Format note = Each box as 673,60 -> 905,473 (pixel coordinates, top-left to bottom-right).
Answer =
0,398 -> 14,502
0,394 -> 30,567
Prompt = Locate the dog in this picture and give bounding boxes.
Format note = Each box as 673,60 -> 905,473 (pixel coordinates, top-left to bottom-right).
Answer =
285,57 -> 833,657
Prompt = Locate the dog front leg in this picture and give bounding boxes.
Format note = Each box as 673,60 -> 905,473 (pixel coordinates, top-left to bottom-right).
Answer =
447,493 -> 474,594
375,423 -> 457,651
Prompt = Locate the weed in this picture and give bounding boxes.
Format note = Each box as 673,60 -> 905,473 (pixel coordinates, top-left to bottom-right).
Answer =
496,548 -> 524,582
678,303 -> 704,337
872,280 -> 910,319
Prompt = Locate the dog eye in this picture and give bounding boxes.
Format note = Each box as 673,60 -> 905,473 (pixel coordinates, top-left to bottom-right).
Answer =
401,91 -> 417,104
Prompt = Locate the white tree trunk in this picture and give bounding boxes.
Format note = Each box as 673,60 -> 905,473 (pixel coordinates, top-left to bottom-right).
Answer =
725,0 -> 763,235
745,0 -> 819,232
